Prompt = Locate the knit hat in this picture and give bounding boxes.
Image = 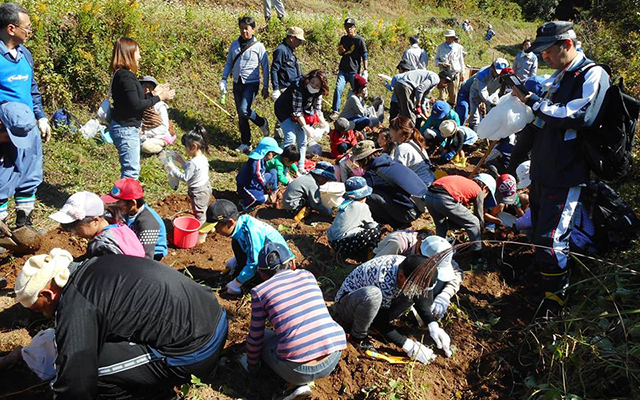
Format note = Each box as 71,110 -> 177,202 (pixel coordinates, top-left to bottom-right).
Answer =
101,178 -> 145,203
496,174 -> 518,205
351,140 -> 382,161
439,119 -> 458,138
0,102 -> 38,149
431,100 -> 451,120
420,236 -> 456,282
343,176 -> 372,200
335,117 -> 355,131
516,160 -> 531,189
49,192 -> 104,224
353,74 -> 368,93
14,248 -> 73,307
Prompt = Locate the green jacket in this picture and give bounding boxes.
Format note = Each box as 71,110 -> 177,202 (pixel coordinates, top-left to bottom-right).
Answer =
265,155 -> 299,185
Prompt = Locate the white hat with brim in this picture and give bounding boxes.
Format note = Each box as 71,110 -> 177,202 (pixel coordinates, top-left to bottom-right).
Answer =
420,236 -> 456,282
49,192 -> 104,225
444,29 -> 456,37
516,160 -> 531,189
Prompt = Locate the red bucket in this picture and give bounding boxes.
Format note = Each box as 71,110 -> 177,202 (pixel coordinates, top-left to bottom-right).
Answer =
173,216 -> 201,249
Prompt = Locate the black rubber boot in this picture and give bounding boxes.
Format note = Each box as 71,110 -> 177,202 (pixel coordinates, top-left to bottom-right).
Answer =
15,209 -> 33,228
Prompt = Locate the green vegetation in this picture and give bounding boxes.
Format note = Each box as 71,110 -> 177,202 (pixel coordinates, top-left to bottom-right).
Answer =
10,0 -> 640,398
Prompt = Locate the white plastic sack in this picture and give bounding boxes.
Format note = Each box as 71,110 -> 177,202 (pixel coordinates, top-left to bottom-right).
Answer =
80,119 -> 106,140
21,328 -> 56,381
319,181 -> 345,209
477,94 -> 534,140
158,150 -> 180,190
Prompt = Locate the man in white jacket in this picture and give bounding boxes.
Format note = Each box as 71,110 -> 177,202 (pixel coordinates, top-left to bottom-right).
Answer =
435,29 -> 465,105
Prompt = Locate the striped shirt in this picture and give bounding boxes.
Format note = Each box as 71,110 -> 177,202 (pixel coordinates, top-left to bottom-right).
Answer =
246,269 -> 346,368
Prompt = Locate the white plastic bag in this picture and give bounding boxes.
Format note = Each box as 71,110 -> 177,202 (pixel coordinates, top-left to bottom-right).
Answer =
80,119 -> 106,140
477,94 -> 534,140
158,150 -> 180,190
21,328 -> 56,381
319,181 -> 345,209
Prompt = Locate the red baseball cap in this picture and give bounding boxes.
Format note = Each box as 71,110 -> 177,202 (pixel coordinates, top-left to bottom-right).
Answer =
101,178 -> 144,203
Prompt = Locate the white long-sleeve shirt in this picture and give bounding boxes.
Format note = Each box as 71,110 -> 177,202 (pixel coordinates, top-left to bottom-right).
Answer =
169,154 -> 210,188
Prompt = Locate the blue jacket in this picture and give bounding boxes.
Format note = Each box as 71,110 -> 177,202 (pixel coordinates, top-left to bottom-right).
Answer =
270,40 -> 302,91
237,138 -> 281,192
231,214 -> 293,283
364,154 -> 428,209
0,41 -> 45,120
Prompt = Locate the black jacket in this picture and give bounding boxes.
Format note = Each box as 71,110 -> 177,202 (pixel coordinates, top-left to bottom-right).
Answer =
52,255 -> 224,399
111,69 -> 160,127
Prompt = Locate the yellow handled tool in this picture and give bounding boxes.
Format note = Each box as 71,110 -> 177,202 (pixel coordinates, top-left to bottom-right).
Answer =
365,349 -> 411,364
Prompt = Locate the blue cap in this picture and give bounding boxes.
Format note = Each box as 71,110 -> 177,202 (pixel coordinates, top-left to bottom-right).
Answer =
248,137 -> 283,160
431,100 -> 451,120
344,176 -> 372,200
0,102 -> 37,149
310,161 -> 335,181
524,76 -> 545,96
258,240 -> 294,271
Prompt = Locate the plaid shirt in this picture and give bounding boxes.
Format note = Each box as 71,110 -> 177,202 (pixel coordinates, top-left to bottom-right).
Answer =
292,89 -> 322,118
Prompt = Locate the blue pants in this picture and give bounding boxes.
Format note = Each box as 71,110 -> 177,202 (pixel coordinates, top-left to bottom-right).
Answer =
455,89 -> 470,126
238,169 -> 278,209
281,117 -> 307,167
332,71 -> 356,112
233,81 -> 266,146
348,116 -> 372,131
0,131 -> 42,216
110,121 -> 141,179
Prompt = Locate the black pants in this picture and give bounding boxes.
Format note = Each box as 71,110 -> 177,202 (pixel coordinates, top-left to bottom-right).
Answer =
506,124 -> 538,176
96,331 -> 227,399
366,192 -> 418,229
231,238 -> 248,280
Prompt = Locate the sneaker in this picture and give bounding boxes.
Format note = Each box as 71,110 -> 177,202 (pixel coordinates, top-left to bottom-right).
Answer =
276,385 -> 312,400
235,144 -> 250,154
15,210 -> 32,228
329,111 -> 340,121
260,120 -> 270,137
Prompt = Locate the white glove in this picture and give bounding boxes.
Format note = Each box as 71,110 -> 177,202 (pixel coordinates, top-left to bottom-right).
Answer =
402,338 -> 436,365
431,294 -> 451,318
428,322 -> 452,357
226,279 -> 242,295
271,89 -> 281,101
218,80 -> 228,94
301,124 -> 314,139
38,118 -> 52,142
225,257 -> 238,274
362,69 -> 369,81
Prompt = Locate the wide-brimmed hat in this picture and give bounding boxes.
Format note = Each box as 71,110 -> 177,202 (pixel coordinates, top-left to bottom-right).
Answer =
420,236 -> 456,282
439,119 -> 458,138
343,176 -> 372,200
287,26 -> 305,41
444,29 -> 456,37
473,173 -> 497,203
527,21 -> 576,54
351,140 -> 381,161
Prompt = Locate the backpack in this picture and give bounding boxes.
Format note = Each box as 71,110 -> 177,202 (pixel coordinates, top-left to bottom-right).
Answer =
577,64 -> 640,181
51,109 -> 82,133
576,181 -> 640,253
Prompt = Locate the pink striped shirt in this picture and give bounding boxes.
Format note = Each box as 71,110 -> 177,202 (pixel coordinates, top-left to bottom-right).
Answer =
246,269 -> 346,367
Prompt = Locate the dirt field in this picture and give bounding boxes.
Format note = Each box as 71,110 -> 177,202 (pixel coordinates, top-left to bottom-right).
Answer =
0,152 -> 543,400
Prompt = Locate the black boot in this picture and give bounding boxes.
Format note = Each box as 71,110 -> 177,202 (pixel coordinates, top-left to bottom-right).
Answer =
15,209 -> 32,228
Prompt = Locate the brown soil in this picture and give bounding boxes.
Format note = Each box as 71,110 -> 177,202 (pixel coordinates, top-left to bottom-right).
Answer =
0,148 -> 540,400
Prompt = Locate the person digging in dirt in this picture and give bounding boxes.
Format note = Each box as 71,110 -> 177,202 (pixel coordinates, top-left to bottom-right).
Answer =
279,161 -> 334,218
0,102 -> 43,230
200,199 -> 293,296
265,144 -> 300,187
13,248 -> 228,399
334,253 -> 453,362
412,173 -> 497,270
101,178 -> 168,261
374,234 -> 463,319
327,177 -> 380,260
236,136 -> 282,211
239,240 -> 346,400
49,191 -> 145,259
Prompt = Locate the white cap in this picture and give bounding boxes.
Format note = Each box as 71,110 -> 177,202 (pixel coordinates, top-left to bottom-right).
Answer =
474,173 -> 497,203
14,248 -> 73,307
49,192 -> 104,224
516,160 -> 531,189
444,29 -> 456,37
420,236 -> 456,282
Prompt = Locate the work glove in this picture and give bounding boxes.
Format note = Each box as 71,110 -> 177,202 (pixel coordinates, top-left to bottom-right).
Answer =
271,89 -> 281,101
238,353 -> 259,373
301,124 -> 314,140
431,294 -> 451,318
38,118 -> 52,143
218,80 -> 228,94
223,257 -> 237,274
362,69 -> 369,81
402,338 -> 437,365
428,321 -> 452,357
225,279 -> 242,295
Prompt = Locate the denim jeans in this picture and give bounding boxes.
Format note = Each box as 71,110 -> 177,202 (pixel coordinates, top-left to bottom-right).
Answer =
233,81 -> 266,146
455,89 -> 470,126
261,329 -> 342,385
281,117 -> 307,167
110,121 -> 141,179
332,71 -> 356,112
